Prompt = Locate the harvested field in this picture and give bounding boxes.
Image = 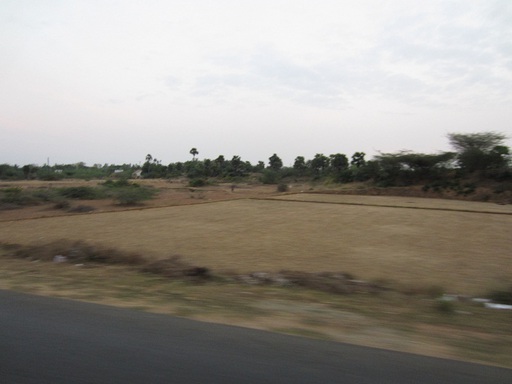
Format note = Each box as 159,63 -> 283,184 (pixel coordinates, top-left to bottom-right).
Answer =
1,196 -> 510,295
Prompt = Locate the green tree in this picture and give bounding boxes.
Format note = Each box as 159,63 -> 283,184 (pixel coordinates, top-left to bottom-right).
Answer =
310,154 -> 329,177
211,155 -> 226,177
329,154 -> 349,172
268,153 -> 283,171
329,153 -> 350,182
447,132 -> 509,173
351,152 -> 366,168
373,151 -> 455,185
254,161 -> 265,172
292,156 -> 305,174
227,155 -> 246,178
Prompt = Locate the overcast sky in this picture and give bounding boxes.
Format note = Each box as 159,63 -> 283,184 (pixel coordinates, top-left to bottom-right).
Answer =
1,0 -> 511,166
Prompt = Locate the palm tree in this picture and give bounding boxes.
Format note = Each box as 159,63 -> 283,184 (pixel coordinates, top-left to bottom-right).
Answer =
190,148 -> 199,161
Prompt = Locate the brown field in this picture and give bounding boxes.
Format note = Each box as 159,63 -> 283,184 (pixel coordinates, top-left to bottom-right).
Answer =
2,180 -> 512,367
1,182 -> 511,295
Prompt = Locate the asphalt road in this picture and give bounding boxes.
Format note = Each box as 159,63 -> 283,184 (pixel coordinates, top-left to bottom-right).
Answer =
1,290 -> 511,384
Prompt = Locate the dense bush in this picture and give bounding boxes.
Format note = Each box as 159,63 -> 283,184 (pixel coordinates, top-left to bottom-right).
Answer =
260,169 -> 280,184
59,186 -> 100,199
0,187 -> 39,206
112,186 -> 156,205
188,178 -> 207,187
101,178 -> 132,188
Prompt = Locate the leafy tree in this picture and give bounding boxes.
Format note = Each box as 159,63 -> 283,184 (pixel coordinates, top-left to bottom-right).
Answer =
203,158 -> 212,177
226,155 -> 247,178
268,153 -> 283,171
329,154 -> 349,172
293,156 -> 307,175
447,132 -> 509,173
328,153 -> 350,182
448,132 -> 506,153
310,154 -> 329,176
210,156 -> 226,177
372,151 -> 455,185
351,152 -> 366,168
184,160 -> 205,179
254,161 -> 265,172
214,155 -> 225,165
22,165 -> 32,179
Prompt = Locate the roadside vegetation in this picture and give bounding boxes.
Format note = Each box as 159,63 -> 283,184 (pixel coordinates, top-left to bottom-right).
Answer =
1,132 -> 511,203
1,240 -> 511,368
0,179 -> 157,210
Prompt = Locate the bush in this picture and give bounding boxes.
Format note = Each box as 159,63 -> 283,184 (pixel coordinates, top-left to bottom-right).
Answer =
260,169 -> 280,184
101,179 -> 132,188
53,199 -> 71,210
113,187 -> 156,205
59,186 -> 99,199
32,189 -> 59,202
188,178 -> 207,187
0,187 -> 39,206
277,183 -> 289,192
1,187 -> 23,204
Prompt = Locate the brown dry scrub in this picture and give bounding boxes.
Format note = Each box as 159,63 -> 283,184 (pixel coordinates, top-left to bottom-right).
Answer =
0,197 -> 511,295
1,240 -> 211,281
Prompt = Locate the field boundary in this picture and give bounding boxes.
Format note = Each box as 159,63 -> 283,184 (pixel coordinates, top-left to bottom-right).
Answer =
255,195 -> 512,216
0,198 -> 245,223
2,193 -> 511,223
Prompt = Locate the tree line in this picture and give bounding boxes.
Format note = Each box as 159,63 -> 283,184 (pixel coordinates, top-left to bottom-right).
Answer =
1,132 -> 510,188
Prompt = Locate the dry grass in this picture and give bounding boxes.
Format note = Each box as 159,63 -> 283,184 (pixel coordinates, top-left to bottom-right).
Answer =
1,255 -> 512,368
1,196 -> 511,295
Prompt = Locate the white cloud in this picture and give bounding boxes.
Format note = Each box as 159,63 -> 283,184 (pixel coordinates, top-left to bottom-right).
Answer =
0,0 -> 511,165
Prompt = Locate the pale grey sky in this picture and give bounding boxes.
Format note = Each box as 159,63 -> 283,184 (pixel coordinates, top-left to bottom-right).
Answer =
1,0 -> 511,166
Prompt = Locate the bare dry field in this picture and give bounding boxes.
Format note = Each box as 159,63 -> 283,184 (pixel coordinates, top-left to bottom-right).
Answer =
2,181 -> 512,367
1,186 -> 511,295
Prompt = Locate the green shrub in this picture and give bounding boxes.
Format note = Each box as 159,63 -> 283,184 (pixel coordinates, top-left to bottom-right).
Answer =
0,187 -> 39,206
32,189 -> 59,202
189,178 -> 207,187
101,178 -> 132,188
58,186 -> 99,199
1,187 -> 23,204
260,169 -> 280,184
113,187 -> 156,205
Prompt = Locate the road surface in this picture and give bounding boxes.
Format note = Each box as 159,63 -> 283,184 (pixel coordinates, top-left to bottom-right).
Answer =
1,289 -> 510,383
